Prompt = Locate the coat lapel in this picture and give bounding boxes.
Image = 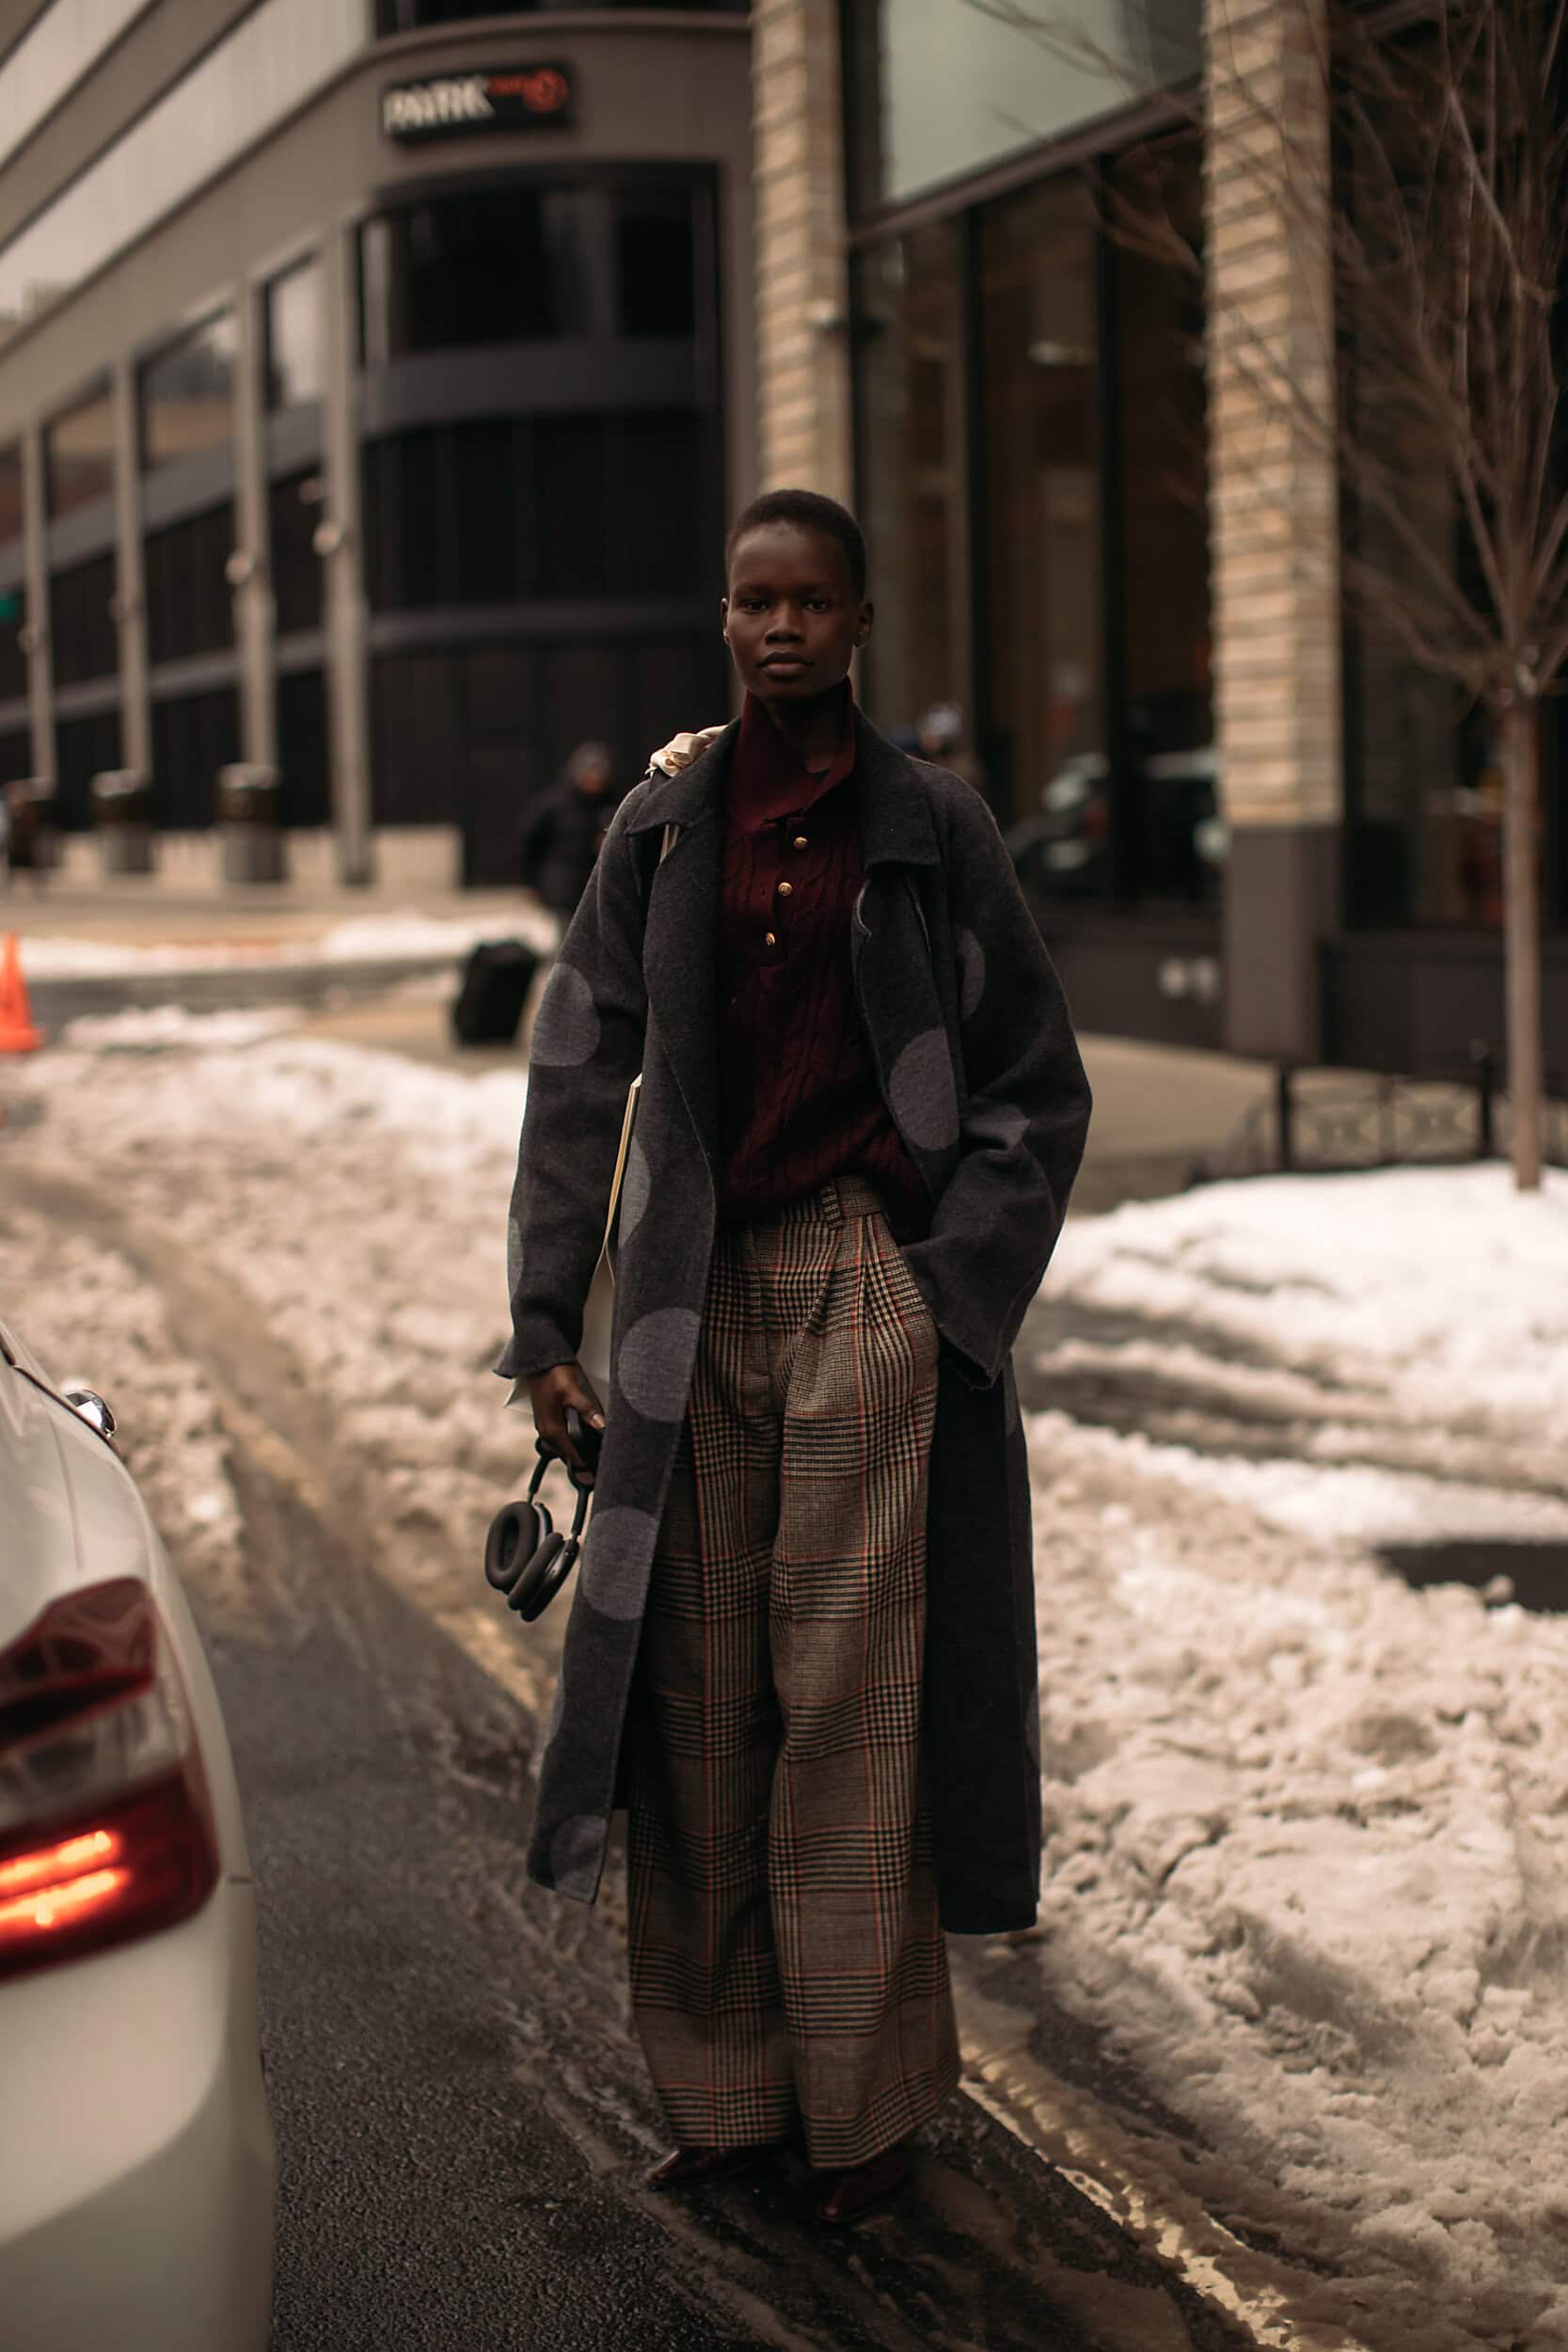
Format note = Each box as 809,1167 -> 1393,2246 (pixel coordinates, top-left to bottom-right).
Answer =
626,723 -> 737,1171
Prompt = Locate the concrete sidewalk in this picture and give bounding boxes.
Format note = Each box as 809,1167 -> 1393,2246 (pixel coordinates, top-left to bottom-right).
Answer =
290,983 -> 1273,1209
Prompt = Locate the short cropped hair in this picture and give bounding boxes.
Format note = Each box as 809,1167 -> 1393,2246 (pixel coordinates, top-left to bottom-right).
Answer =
724,488 -> 867,600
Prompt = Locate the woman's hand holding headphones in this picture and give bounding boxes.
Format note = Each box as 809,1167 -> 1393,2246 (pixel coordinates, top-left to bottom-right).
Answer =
529,1361 -> 605,1485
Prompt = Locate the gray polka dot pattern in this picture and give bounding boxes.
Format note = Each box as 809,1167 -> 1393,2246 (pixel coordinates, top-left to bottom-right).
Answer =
550,1813 -> 607,1893
968,1100 -> 1030,1151
616,1307 -> 701,1420
889,1028 -> 959,1152
579,1504 -> 659,1619
618,1136 -> 651,1242
956,927 -> 986,1021
531,962 -> 600,1068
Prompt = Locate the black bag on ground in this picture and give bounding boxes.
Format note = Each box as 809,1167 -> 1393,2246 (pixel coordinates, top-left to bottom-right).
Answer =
451,939 -> 541,1046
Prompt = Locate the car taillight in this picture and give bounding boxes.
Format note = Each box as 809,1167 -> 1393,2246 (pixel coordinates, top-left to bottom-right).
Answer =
0,1578 -> 219,1979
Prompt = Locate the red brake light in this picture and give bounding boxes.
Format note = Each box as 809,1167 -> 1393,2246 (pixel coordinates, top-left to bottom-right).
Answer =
0,1579 -> 219,1979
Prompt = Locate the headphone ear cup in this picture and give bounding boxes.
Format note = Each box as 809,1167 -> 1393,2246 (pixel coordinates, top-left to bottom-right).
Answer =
484,1497 -> 549,1596
511,1529 -> 566,1618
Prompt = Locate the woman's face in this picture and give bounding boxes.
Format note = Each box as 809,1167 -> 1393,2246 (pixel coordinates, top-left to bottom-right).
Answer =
721,523 -> 872,704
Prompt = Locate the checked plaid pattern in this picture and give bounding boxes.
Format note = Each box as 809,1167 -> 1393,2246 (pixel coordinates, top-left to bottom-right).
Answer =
624,1179 -> 960,2169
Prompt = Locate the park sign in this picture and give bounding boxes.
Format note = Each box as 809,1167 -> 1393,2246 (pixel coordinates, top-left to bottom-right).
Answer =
381,65 -> 573,143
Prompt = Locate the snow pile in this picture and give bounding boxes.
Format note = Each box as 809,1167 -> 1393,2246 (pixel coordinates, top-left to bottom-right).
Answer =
1050,1164 -> 1568,1437
0,1202 -> 243,1593
17,900 -> 553,980
6,1028 -> 1568,2344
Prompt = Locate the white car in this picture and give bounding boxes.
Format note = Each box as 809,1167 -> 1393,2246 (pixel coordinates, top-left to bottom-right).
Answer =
0,1317 -> 275,2352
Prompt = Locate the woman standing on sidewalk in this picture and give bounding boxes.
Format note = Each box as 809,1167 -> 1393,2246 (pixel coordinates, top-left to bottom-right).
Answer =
497,490 -> 1091,2222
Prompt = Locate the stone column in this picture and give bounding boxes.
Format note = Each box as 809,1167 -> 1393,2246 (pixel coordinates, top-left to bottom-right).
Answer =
321,221 -> 373,886
109,360 -> 150,777
233,279 -> 277,771
752,0 -> 853,500
20,423 -> 51,783
1205,0 -> 1341,1062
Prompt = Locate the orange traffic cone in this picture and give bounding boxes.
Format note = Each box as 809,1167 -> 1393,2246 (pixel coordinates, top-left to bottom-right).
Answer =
0,933 -> 43,1053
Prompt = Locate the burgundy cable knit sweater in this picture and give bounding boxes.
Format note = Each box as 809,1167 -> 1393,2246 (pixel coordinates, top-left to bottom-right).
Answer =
717,690 -> 927,1239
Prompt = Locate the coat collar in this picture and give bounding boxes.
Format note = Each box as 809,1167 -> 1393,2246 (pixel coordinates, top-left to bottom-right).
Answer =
626,707 -> 942,869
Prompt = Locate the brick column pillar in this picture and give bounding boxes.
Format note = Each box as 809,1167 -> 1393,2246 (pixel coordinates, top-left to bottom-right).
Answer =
752,0 -> 852,501
1206,0 -> 1341,1062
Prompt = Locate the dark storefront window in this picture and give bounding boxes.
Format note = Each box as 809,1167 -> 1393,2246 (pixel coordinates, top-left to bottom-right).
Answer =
150,688 -> 241,828
615,184 -> 697,337
277,668 -> 330,826
362,412 -> 710,611
853,146 -> 1214,901
1111,138 -> 1217,907
371,629 -> 726,881
55,708 -> 121,832
374,0 -> 743,24
265,260 -> 324,411
50,553 -> 119,686
856,224 -> 970,750
0,731 -> 31,788
145,505 -> 236,663
360,180 -> 708,358
361,187 -> 593,360
0,591 -> 25,704
0,443 -> 23,551
45,385 -> 114,518
140,311 -> 236,472
982,177 -> 1103,838
269,469 -> 325,634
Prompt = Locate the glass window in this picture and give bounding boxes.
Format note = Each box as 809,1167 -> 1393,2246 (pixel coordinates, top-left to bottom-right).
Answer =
150,688 -> 241,828
0,444 -> 23,551
535,417 -> 609,596
54,707 -> 122,833
141,311 -> 237,472
615,186 -> 697,338
361,188 -> 593,363
1112,137 -> 1216,907
847,0 -> 1201,215
144,504 -> 235,664
265,261 -> 325,411
50,553 -> 118,685
981,178 -> 1102,841
362,409 -> 716,612
45,386 -> 115,518
855,225 -> 970,753
0,589 -> 27,703
0,730 -> 32,788
0,0 -> 363,332
268,469 -> 325,635
276,668 -> 331,826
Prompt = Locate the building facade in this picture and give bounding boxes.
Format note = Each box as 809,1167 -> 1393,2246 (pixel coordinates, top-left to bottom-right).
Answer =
755,0 -> 1568,1078
0,0 -> 753,884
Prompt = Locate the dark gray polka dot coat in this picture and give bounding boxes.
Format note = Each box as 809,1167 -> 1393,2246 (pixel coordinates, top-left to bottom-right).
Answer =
498,711 -> 1092,1934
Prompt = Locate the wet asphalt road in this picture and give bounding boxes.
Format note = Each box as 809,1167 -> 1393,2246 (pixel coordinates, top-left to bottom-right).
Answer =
208,1443 -> 1258,2352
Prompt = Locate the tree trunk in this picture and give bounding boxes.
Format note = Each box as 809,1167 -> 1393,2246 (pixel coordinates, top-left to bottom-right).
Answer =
1499,696 -> 1544,1191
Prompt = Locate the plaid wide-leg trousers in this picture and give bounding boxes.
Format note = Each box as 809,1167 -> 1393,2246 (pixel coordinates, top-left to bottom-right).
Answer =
624,1177 -> 960,2170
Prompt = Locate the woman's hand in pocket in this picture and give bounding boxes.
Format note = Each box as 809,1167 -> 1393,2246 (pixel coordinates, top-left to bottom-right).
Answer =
529,1362 -> 606,1482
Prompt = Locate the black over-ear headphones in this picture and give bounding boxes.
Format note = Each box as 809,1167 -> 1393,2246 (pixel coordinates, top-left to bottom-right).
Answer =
483,1412 -> 598,1622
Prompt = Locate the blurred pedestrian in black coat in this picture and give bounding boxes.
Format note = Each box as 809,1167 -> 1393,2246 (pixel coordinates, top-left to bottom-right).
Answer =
518,741 -> 621,928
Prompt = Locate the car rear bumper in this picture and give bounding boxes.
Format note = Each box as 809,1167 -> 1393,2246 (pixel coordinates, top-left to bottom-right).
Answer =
0,1879 -> 275,2352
